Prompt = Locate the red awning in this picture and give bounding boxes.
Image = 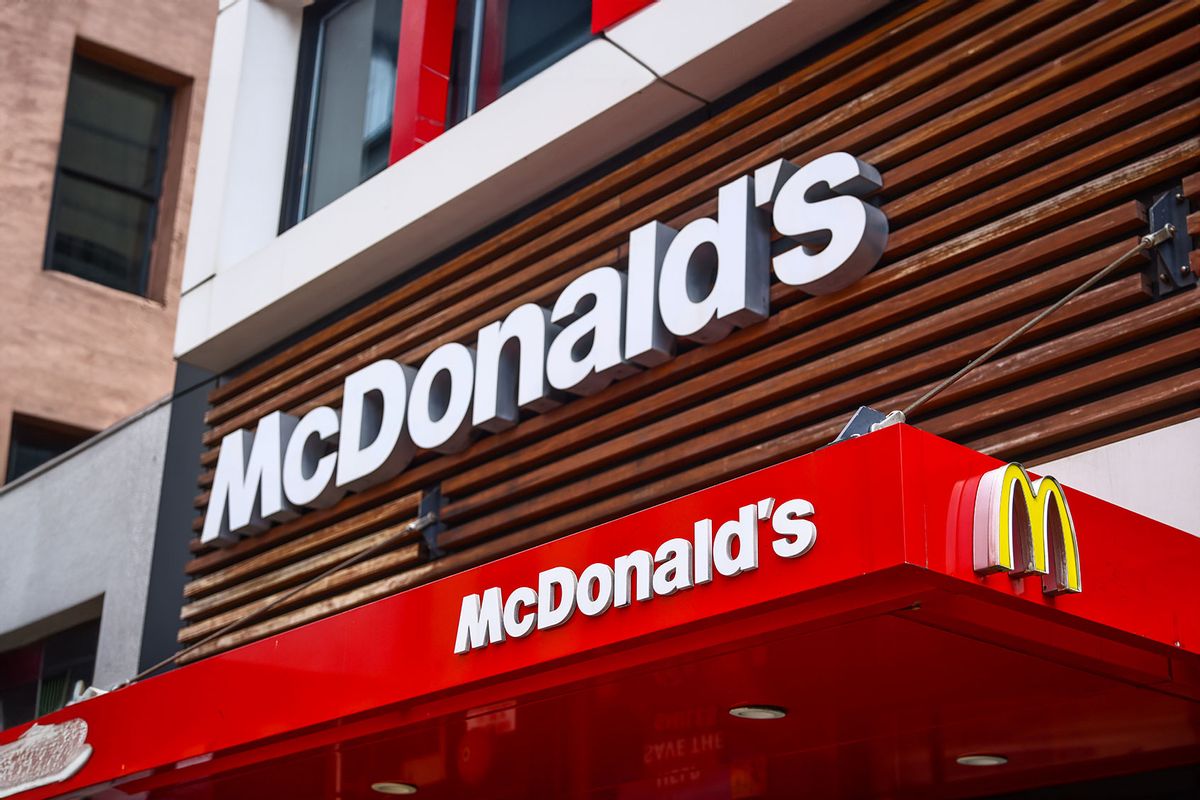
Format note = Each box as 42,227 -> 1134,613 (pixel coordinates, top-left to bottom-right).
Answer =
3,426 -> 1198,799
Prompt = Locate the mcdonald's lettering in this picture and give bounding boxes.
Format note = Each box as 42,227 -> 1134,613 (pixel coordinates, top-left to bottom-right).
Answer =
972,463 -> 1081,595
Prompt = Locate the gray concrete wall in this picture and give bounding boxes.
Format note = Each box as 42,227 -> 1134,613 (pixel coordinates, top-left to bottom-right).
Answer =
0,402 -> 171,688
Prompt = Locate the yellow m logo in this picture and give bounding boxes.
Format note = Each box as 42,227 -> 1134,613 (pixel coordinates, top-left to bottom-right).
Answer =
973,463 -> 1081,595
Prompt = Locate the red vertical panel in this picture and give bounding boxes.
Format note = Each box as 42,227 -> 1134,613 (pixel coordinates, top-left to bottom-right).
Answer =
592,0 -> 655,33
389,0 -> 458,164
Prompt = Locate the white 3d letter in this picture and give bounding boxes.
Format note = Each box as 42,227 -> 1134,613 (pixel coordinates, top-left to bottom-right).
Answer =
408,343 -> 476,453
758,152 -> 887,294
546,267 -> 631,395
771,498 -> 817,558
202,411 -> 297,547
473,303 -> 558,432
625,221 -> 675,365
336,359 -> 417,491
658,175 -> 770,344
537,566 -> 579,630
454,587 -> 507,654
283,405 -> 345,509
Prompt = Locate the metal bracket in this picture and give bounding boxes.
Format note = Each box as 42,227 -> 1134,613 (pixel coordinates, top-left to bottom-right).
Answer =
1144,187 -> 1195,298
418,485 -> 446,560
828,406 -> 887,446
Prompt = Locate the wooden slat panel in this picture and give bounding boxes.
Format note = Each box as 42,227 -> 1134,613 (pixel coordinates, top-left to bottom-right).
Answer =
181,521 -> 424,619
192,203 -> 1142,512
186,130 -> 1198,545
439,239 -> 1151,527
188,165 -> 1154,547
192,1 -> 1188,474
179,544 -> 424,644
883,107 -> 1200,258
177,0 -> 1200,658
884,293 -> 1198,417
193,21 -> 1192,491
1182,171 -> 1200,198
199,4 -> 1196,451
883,67 -> 1200,225
202,0 -> 965,416
440,277 -> 1190,551
186,492 -> 420,582
968,369 -> 1200,456
879,4 -> 1199,184
199,0 -> 1072,442
184,128 -> 1197,543
922,331 -> 1196,438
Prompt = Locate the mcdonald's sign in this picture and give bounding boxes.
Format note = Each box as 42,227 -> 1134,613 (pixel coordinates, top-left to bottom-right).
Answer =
973,463 -> 1082,595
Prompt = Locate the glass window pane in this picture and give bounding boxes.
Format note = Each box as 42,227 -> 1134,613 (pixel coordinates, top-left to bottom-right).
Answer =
446,1 -> 477,126
46,57 -> 171,297
495,0 -> 591,94
0,620 -> 99,728
47,173 -> 153,295
0,681 -> 38,731
0,642 -> 42,729
363,0 -> 402,177
41,620 -> 101,674
6,417 -> 93,483
447,0 -> 591,126
303,0 -> 402,218
36,673 -> 71,718
38,620 -> 99,717
58,59 -> 168,194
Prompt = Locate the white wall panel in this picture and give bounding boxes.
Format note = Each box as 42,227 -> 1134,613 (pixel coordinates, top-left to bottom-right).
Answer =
605,0 -> 890,101
1037,418 -> 1200,536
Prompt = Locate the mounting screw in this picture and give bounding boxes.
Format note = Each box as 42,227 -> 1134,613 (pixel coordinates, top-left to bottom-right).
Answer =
1161,271 -> 1169,282
1166,223 -> 1177,235
1183,264 -> 1192,275
1177,192 -> 1186,202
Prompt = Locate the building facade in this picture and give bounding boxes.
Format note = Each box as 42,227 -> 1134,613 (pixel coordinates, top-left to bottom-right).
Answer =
3,0 -> 1200,798
0,0 -> 214,481
174,0 -> 1200,660
0,0 -> 215,731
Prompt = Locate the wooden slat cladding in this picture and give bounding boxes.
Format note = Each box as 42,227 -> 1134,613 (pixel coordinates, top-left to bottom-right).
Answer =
197,0 -> 1054,444
178,0 -> 1200,660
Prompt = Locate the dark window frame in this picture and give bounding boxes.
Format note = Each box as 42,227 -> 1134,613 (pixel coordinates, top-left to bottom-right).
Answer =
282,0 -> 600,231
279,0 -> 331,233
446,0 -> 594,127
5,414 -> 95,485
280,0 -> 403,233
0,618 -> 101,730
43,54 -> 174,298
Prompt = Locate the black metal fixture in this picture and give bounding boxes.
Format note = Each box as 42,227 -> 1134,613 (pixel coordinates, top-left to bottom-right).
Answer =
1144,186 -> 1196,298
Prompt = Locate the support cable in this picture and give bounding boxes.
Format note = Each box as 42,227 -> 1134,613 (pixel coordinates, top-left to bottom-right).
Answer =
870,225 -> 1176,432
110,512 -> 436,691
602,35 -> 711,107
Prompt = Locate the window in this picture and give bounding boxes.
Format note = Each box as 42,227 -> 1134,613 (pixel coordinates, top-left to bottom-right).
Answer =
283,0 -> 599,226
44,57 -> 172,297
447,0 -> 592,126
283,0 -> 405,227
5,416 -> 93,484
0,619 -> 100,730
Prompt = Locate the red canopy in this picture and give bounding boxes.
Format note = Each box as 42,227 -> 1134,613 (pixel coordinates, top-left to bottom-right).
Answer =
3,426 -> 1197,799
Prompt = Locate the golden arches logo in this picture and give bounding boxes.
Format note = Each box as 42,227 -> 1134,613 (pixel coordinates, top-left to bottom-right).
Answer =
972,463 -> 1081,595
